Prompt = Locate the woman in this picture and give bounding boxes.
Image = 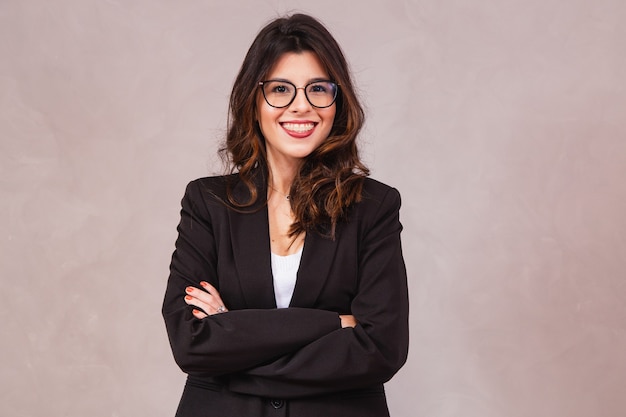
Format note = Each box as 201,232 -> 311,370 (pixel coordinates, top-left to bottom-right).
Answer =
162,13 -> 409,417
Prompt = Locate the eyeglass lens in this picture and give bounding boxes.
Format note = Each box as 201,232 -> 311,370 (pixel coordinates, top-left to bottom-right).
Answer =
262,81 -> 337,108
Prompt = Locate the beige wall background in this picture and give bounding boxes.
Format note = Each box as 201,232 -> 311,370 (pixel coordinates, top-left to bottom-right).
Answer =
1,0 -> 625,416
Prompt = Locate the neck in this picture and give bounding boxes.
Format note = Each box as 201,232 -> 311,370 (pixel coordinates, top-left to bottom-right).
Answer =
267,158 -> 300,196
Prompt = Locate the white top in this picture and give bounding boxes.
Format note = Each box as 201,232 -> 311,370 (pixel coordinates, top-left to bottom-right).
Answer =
271,247 -> 303,308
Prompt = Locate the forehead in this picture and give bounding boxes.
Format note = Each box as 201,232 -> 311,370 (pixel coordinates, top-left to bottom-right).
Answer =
266,51 -> 329,81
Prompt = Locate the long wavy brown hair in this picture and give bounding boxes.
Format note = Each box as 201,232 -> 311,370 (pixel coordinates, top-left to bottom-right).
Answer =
220,14 -> 369,239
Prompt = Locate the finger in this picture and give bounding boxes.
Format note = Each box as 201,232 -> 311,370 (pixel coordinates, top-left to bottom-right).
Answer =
199,281 -> 217,292
199,282 -> 228,311
186,295 -> 227,315
199,281 -> 219,296
186,286 -> 215,305
185,286 -> 228,315
192,309 -> 208,319
339,314 -> 357,328
184,294 -> 210,313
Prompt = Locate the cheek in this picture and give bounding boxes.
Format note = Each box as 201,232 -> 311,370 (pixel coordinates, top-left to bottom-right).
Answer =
326,104 -> 337,121
257,102 -> 282,124
322,108 -> 337,132
255,96 -> 271,123
257,107 -> 285,140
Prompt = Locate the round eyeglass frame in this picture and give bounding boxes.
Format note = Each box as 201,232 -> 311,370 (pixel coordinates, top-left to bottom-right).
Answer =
258,80 -> 339,109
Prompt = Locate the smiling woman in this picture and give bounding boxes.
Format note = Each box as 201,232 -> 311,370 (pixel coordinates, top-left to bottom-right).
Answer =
162,13 -> 409,417
256,51 -> 336,170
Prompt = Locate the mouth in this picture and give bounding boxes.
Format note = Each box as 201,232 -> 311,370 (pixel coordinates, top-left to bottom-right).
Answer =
280,122 -> 317,135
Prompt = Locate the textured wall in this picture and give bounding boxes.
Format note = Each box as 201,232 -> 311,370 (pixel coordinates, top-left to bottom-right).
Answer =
1,1 -> 625,416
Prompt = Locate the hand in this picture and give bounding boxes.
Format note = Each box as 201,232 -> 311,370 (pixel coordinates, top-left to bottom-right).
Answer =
184,281 -> 229,319
339,314 -> 357,328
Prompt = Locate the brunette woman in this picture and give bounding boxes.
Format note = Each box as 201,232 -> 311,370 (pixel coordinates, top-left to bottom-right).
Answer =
162,13 -> 409,417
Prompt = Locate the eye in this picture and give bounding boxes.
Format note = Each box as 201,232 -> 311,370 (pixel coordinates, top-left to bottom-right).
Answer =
266,82 -> 293,95
309,83 -> 328,93
308,82 -> 337,97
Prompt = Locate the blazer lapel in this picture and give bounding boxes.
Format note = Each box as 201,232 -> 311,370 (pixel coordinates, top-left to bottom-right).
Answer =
290,231 -> 338,308
228,175 -> 277,309
226,170 -> 339,310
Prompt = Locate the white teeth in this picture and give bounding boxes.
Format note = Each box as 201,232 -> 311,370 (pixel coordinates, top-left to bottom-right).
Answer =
282,122 -> 315,133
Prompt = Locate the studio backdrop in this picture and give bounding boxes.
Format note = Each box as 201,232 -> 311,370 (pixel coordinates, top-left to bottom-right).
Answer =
1,1 -> 625,416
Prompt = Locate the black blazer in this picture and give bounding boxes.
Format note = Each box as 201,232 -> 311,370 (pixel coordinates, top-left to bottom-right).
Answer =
162,174 -> 409,417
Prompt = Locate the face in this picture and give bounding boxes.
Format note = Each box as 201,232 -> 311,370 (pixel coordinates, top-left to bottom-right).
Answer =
256,51 -> 336,169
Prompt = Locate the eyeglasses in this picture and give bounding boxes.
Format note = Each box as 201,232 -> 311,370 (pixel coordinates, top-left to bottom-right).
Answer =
259,80 -> 339,109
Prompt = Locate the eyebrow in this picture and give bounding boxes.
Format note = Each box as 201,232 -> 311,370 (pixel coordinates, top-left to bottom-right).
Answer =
266,77 -> 332,83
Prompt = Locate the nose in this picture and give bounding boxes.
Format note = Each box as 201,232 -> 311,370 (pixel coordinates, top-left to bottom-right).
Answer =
289,87 -> 312,112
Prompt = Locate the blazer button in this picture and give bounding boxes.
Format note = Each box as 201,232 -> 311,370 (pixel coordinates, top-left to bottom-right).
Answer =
270,399 -> 284,409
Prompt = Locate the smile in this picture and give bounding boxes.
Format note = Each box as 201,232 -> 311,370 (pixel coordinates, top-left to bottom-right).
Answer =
281,122 -> 316,134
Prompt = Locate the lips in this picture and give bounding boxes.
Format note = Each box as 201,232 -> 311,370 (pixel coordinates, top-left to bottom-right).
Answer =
280,122 -> 317,135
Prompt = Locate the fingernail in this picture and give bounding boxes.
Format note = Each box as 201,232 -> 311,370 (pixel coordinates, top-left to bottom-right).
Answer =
185,295 -> 192,301
200,281 -> 208,287
186,287 -> 193,293
192,309 -> 201,315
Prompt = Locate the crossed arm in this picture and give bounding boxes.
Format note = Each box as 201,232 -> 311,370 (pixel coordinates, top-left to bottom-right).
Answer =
184,281 -> 357,328
163,179 -> 408,398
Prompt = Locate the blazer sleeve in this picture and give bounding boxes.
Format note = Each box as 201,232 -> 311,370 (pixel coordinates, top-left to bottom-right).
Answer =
226,186 -> 409,398
162,180 -> 342,376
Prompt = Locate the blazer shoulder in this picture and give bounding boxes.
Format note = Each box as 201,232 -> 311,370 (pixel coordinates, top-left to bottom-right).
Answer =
189,174 -> 232,193
350,177 -> 402,229
183,174 -> 239,203
361,177 -> 401,206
